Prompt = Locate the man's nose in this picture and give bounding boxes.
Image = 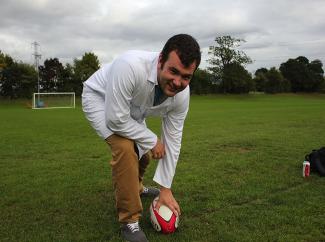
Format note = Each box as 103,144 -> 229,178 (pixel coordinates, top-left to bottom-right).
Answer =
173,76 -> 182,87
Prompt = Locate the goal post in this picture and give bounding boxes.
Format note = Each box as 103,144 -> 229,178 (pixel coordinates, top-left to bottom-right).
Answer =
32,92 -> 75,109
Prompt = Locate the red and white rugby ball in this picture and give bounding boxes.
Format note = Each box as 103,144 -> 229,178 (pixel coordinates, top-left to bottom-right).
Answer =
149,197 -> 179,234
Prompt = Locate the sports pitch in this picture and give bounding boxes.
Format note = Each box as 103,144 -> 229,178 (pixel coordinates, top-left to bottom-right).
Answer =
1,94 -> 325,241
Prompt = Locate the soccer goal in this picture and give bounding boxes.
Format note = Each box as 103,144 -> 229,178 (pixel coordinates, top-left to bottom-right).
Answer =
32,92 -> 75,109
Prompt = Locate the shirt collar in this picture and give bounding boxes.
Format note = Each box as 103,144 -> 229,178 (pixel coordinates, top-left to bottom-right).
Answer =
147,54 -> 159,85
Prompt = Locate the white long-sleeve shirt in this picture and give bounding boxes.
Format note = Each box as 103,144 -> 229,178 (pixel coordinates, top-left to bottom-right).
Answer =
82,50 -> 189,188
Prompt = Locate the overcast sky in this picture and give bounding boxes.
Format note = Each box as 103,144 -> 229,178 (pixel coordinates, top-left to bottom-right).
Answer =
1,0 -> 325,73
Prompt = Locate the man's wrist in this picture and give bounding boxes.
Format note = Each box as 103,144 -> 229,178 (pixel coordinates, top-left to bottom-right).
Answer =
160,186 -> 171,192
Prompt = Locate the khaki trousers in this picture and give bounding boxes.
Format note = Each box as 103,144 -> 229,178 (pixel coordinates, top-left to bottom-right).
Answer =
106,134 -> 150,223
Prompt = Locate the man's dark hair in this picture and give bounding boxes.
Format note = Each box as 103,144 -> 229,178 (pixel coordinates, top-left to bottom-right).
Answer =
161,34 -> 201,69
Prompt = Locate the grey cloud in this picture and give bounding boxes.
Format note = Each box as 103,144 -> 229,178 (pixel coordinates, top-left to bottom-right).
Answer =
1,0 -> 325,73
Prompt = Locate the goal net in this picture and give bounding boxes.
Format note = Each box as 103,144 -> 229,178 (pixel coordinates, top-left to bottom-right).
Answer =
32,92 -> 75,109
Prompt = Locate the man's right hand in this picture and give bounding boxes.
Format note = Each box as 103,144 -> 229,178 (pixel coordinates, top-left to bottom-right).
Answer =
155,187 -> 181,217
151,139 -> 165,159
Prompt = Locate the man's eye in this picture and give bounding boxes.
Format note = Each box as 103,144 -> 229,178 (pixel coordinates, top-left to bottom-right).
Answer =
183,76 -> 191,80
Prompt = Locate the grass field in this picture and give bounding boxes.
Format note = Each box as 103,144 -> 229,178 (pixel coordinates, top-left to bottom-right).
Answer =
1,94 -> 325,242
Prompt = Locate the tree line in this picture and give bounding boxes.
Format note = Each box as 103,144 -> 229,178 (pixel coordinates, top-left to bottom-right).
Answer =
0,51 -> 100,98
1,35 -> 325,99
190,36 -> 325,94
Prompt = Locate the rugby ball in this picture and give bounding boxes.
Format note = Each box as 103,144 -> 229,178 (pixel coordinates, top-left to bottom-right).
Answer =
149,197 -> 179,234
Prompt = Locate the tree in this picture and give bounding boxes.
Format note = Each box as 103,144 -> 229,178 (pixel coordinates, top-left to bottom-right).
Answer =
254,68 -> 268,92
1,50 -> 37,98
0,50 -> 14,68
0,51 -> 14,93
264,67 -> 289,94
308,59 -> 324,91
39,58 -> 64,92
280,56 -> 324,92
208,35 -> 252,78
189,68 -> 214,94
208,35 -> 253,93
73,52 -> 100,96
220,62 -> 253,94
57,63 -> 74,92
73,52 -> 100,82
1,62 -> 37,98
15,63 -> 38,98
320,76 -> 325,93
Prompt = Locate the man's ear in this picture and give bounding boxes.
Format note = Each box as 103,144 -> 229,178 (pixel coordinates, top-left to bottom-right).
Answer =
158,53 -> 163,69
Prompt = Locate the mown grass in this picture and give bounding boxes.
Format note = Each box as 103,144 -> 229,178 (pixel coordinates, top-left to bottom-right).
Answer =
1,94 -> 325,242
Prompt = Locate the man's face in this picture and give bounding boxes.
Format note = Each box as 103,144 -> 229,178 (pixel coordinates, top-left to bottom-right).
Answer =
157,50 -> 197,97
